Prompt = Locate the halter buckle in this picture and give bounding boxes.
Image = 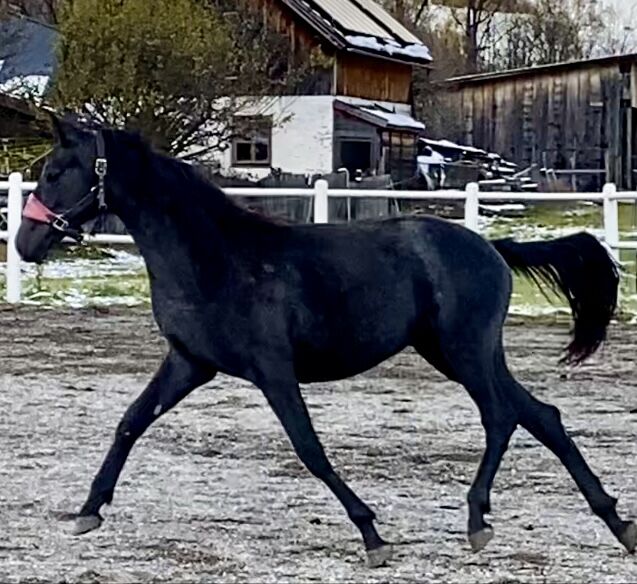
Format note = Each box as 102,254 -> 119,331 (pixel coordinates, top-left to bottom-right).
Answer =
51,215 -> 69,232
95,157 -> 107,177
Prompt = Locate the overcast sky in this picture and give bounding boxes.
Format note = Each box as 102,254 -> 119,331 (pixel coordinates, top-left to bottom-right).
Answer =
604,0 -> 637,22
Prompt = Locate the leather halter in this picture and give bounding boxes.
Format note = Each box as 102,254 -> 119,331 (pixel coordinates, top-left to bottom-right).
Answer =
22,131 -> 108,242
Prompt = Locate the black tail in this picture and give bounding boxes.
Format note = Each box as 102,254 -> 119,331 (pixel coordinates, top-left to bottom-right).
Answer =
491,232 -> 620,365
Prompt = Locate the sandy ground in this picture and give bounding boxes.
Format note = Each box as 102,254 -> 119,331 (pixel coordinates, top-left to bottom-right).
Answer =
0,306 -> 636,583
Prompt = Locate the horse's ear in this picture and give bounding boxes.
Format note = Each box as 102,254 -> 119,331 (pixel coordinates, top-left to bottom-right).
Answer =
49,113 -> 82,147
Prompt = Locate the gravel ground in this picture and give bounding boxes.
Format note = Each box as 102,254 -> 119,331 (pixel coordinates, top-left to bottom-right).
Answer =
0,306 -> 636,583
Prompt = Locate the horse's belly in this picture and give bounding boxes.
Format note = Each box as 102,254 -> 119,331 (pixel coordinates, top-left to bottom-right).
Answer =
293,331 -> 410,383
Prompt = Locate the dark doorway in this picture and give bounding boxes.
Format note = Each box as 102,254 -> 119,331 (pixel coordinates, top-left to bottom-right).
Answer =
339,140 -> 372,175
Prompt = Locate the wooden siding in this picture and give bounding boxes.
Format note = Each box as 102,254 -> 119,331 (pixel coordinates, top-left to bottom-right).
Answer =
240,0 -> 415,102
242,0 -> 334,94
336,53 -> 412,102
445,61 -> 635,190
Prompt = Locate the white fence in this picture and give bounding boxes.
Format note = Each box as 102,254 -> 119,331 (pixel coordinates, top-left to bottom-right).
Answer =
1,172 -> 636,304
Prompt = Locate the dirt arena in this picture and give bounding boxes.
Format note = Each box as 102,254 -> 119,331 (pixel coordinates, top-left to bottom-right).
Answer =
0,306 -> 636,583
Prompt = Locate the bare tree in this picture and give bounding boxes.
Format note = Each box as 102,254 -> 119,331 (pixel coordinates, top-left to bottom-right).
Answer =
53,0 -> 321,158
595,4 -> 637,56
382,0 -> 534,73
494,0 -> 607,70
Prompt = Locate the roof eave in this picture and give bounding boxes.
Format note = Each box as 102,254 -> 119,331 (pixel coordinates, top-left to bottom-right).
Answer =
443,52 -> 637,86
334,99 -> 425,133
346,46 -> 432,67
278,0 -> 348,50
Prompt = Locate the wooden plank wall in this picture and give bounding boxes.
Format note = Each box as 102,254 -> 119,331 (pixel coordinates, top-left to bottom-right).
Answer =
243,0 -> 334,94
243,0 -> 414,103
336,53 -> 412,102
446,62 -> 632,190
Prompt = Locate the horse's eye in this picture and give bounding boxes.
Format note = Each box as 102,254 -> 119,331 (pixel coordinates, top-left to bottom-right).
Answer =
46,168 -> 63,182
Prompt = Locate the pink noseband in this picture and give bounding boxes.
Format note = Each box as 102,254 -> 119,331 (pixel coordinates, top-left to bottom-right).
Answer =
22,193 -> 60,225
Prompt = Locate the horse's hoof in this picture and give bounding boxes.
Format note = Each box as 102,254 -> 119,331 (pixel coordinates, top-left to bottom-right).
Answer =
619,521 -> 636,554
72,514 -> 103,536
366,543 -> 393,568
469,526 -> 494,552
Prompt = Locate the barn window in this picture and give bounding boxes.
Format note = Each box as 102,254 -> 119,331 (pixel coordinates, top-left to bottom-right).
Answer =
382,131 -> 417,182
231,116 -> 272,167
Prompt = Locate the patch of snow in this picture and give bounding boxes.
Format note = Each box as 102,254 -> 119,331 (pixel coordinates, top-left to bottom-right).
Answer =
345,35 -> 432,61
17,249 -> 145,280
508,304 -> 572,317
0,74 -> 49,98
479,203 -> 527,212
21,290 -> 144,308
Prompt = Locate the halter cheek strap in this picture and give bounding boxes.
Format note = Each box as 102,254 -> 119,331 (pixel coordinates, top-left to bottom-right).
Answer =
94,131 -> 107,210
22,131 -> 108,242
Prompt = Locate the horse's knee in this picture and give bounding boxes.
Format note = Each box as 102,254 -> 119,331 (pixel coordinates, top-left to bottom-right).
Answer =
115,414 -> 140,443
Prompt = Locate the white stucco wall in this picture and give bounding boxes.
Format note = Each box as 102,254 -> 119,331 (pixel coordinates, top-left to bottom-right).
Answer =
211,95 -> 335,179
209,95 -> 415,179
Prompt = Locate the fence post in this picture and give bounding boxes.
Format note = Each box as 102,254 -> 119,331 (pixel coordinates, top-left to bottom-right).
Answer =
603,182 -> 620,263
7,172 -> 22,303
314,179 -> 329,224
464,182 -> 480,232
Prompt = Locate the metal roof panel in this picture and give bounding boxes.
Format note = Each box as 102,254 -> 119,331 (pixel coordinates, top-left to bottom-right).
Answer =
353,0 -> 423,44
310,0 -> 391,39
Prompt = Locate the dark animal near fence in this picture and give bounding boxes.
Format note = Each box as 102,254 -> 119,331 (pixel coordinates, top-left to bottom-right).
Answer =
15,118 -> 635,567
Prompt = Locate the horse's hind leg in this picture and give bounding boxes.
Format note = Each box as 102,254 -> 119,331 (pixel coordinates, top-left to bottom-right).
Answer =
73,348 -> 216,535
501,364 -> 637,553
466,395 -> 517,551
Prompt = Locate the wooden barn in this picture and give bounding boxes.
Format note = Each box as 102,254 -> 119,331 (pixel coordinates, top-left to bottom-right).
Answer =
212,0 -> 432,185
442,54 -> 637,191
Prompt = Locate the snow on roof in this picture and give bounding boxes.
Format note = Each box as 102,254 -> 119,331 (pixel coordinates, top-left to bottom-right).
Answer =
345,35 -> 432,62
281,0 -> 431,65
422,138 -> 487,154
334,99 -> 425,131
359,106 -> 425,130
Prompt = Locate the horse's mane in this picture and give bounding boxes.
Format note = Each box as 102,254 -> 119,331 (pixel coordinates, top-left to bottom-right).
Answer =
109,128 -> 281,228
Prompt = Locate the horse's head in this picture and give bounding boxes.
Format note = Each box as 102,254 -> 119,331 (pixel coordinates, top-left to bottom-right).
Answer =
16,116 -> 108,263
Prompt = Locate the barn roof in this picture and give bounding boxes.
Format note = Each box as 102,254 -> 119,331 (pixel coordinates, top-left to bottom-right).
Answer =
334,99 -> 425,132
278,0 -> 432,65
445,52 -> 637,86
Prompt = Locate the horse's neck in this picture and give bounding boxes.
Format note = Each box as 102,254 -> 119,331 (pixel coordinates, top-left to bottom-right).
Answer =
109,169 -> 232,296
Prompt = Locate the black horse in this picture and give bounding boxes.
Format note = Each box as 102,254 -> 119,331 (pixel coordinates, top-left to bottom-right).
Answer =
16,118 -> 635,567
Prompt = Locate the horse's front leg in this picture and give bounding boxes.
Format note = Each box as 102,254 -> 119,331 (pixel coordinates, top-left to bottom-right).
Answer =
73,348 -> 216,535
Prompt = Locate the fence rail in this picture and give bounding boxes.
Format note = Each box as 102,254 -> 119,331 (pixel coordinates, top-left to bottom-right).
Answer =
2,172 -> 636,304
